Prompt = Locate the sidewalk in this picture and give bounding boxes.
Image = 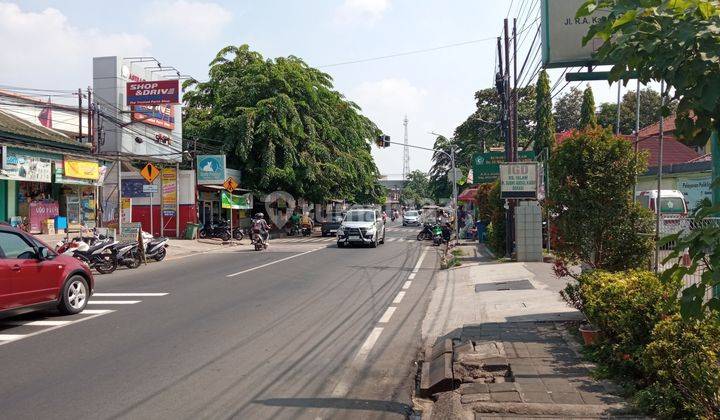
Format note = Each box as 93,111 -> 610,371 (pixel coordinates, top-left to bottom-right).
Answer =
418,245 -> 641,419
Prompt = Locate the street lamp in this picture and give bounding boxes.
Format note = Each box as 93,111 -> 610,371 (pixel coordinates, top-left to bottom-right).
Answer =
430,132 -> 459,246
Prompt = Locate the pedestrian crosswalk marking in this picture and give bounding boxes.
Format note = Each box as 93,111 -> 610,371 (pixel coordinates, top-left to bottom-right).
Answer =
0,293 -> 168,347
272,236 -> 418,244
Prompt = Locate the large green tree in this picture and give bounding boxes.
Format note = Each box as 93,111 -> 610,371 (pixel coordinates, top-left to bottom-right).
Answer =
182,44 -> 385,204
579,85 -> 598,129
400,170 -> 431,205
533,70 -> 556,156
554,87 -> 584,133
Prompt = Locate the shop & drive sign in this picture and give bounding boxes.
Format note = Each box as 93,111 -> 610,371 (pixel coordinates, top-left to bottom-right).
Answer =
126,80 -> 180,106
500,162 -> 539,199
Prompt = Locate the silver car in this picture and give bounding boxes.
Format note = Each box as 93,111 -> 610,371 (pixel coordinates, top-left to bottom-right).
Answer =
402,210 -> 421,226
336,209 -> 386,248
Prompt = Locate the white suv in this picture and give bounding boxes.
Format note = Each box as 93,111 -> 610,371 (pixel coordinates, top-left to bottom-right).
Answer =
336,208 -> 386,248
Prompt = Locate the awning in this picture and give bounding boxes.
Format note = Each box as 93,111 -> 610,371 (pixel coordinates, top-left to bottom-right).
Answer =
197,184 -> 251,193
458,187 -> 479,202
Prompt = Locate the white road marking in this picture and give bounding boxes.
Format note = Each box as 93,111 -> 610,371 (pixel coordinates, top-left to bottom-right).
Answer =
5,320 -> 72,327
88,300 -> 141,305
226,247 -> 323,277
393,291 -> 406,304
411,247 -> 429,274
403,281 -> 412,290
331,327 -> 384,396
81,309 -> 115,314
0,334 -> 25,341
378,307 -> 396,323
92,293 -> 168,297
0,310 -> 114,347
408,273 -> 416,280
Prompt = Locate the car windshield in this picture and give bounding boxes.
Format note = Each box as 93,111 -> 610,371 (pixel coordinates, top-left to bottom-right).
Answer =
406,211 -> 418,217
660,197 -> 686,214
345,211 -> 375,222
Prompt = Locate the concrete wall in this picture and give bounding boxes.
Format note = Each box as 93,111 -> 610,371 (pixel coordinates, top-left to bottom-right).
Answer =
515,201 -> 543,262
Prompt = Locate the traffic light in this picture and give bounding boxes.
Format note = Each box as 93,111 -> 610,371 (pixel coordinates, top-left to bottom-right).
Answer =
376,135 -> 390,148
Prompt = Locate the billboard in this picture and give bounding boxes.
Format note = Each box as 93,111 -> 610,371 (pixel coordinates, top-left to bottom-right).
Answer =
472,151 -> 535,184
126,80 -> 180,106
541,0 -> 609,68
196,155 -> 226,185
500,162 -> 540,199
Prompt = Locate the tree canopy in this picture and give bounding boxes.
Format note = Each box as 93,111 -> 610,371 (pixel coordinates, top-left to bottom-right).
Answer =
400,170 -> 431,206
554,87 -> 584,133
182,44 -> 385,204
596,89 -> 672,135
533,70 -> 556,156
579,85 -> 598,129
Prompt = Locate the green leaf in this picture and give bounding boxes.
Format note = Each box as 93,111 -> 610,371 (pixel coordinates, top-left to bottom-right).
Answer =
698,2 -> 715,19
576,1 -> 597,18
612,10 -> 638,29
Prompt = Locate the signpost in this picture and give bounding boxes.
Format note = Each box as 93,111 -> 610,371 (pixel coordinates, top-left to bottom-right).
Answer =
224,177 -> 238,243
140,163 -> 160,236
473,151 -> 535,183
541,0 -> 609,68
500,162 -> 540,199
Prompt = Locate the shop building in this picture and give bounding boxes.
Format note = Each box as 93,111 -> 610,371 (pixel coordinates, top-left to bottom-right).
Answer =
0,110 -> 103,235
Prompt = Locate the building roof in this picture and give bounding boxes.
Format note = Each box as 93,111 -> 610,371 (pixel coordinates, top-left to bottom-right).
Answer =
637,114 -> 678,138
634,134 -> 700,167
0,109 -> 90,151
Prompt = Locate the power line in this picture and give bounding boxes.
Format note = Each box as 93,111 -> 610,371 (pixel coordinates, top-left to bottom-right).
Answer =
318,37 -> 497,68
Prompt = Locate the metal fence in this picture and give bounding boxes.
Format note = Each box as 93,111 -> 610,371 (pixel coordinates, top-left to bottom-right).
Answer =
657,217 -> 720,300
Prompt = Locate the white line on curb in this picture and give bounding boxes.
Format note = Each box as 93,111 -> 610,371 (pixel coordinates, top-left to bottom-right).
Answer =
378,307 -> 396,323
226,247 -> 323,277
392,291 -> 405,304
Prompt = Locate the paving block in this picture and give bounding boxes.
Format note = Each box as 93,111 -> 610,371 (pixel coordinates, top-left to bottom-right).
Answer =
550,391 -> 584,405
520,391 -> 554,403
488,382 -> 517,393
461,393 -> 491,404
458,382 -> 490,395
429,338 -> 454,361
490,391 -> 522,403
420,353 -> 458,397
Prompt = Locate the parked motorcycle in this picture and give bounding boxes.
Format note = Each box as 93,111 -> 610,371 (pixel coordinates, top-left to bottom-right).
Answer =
417,222 -> 436,241
301,224 -> 312,237
232,226 -> 244,241
198,219 -> 231,241
142,231 -> 169,261
432,224 -> 444,246
112,241 -> 142,269
288,223 -> 300,237
57,236 -> 118,274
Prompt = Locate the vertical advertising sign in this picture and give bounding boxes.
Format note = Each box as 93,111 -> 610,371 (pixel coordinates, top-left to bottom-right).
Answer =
121,197 -> 133,224
161,167 -> 177,217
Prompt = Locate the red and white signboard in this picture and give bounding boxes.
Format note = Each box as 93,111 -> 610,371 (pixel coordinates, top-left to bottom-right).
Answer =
126,80 -> 180,106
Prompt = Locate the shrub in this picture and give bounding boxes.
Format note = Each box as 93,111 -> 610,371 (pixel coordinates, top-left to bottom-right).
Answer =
638,315 -> 720,419
572,270 -> 680,378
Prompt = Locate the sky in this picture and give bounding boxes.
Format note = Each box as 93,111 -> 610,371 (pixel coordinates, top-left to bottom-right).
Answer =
0,0 -> 630,177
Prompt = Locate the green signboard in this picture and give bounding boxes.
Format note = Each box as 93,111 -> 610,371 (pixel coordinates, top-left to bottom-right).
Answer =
472,151 -> 535,184
221,191 -> 252,210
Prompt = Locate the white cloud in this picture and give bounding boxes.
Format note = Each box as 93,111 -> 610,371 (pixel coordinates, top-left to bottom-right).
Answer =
334,0 -> 391,25
0,2 -> 151,90
144,0 -> 232,41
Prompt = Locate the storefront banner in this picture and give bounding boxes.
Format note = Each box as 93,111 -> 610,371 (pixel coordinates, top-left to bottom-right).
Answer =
29,201 -> 59,233
121,179 -> 151,198
1,147 -> 55,182
64,158 -> 100,180
197,155 -> 226,185
121,198 -> 133,224
161,167 -> 177,217
221,191 -> 252,210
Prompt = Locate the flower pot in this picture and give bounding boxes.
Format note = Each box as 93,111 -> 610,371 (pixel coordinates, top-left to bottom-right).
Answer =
579,324 -> 600,346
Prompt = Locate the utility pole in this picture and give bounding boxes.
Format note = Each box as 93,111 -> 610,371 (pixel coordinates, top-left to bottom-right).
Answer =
512,18 -> 519,162
77,88 -> 83,142
503,18 -> 513,258
87,87 -> 93,149
403,115 -> 410,181
654,80 -> 666,273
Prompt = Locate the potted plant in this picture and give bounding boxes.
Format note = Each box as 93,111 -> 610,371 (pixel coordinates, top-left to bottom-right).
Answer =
578,323 -> 601,346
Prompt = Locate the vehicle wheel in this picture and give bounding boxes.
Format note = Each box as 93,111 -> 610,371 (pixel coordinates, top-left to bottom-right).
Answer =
198,228 -> 207,239
337,241 -> 345,248
370,237 -> 378,248
95,255 -> 117,274
58,275 -> 89,315
417,232 -> 428,241
127,251 -> 142,269
233,230 -> 244,241
154,247 -> 167,261
221,231 -> 231,241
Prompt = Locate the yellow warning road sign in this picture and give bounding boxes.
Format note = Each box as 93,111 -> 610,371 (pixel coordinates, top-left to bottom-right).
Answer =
140,163 -> 161,183
223,176 -> 238,192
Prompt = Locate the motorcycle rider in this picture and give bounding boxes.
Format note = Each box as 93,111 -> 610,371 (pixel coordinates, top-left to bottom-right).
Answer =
289,211 -> 301,234
300,212 -> 314,232
252,213 -> 270,245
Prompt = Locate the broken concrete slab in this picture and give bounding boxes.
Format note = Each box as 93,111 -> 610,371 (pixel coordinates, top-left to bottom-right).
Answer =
461,393 -> 491,404
420,353 -> 458,397
458,382 -> 490,395
428,338 -> 453,361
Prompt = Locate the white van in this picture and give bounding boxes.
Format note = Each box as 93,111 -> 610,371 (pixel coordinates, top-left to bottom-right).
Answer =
635,190 -> 688,216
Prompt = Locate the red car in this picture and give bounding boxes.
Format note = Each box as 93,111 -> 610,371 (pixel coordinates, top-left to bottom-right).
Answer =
0,225 -> 94,318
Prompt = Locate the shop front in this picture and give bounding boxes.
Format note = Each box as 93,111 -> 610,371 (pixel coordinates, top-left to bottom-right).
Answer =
0,145 -> 102,234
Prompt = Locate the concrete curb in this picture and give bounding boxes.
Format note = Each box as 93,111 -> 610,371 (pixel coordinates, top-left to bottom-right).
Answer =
469,401 -> 636,417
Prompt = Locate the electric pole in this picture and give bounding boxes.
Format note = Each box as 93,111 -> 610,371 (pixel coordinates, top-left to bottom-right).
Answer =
403,115 -> 410,181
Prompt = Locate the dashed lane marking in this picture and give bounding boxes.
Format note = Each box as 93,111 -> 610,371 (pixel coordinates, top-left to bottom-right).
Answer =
87,300 -> 141,305
378,307 -> 396,324
331,327 -> 384,397
226,247 -> 324,277
403,281 -> 412,290
392,291 -> 406,304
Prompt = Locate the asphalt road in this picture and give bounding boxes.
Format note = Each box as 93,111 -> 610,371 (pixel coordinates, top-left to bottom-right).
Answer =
0,222 -> 438,420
